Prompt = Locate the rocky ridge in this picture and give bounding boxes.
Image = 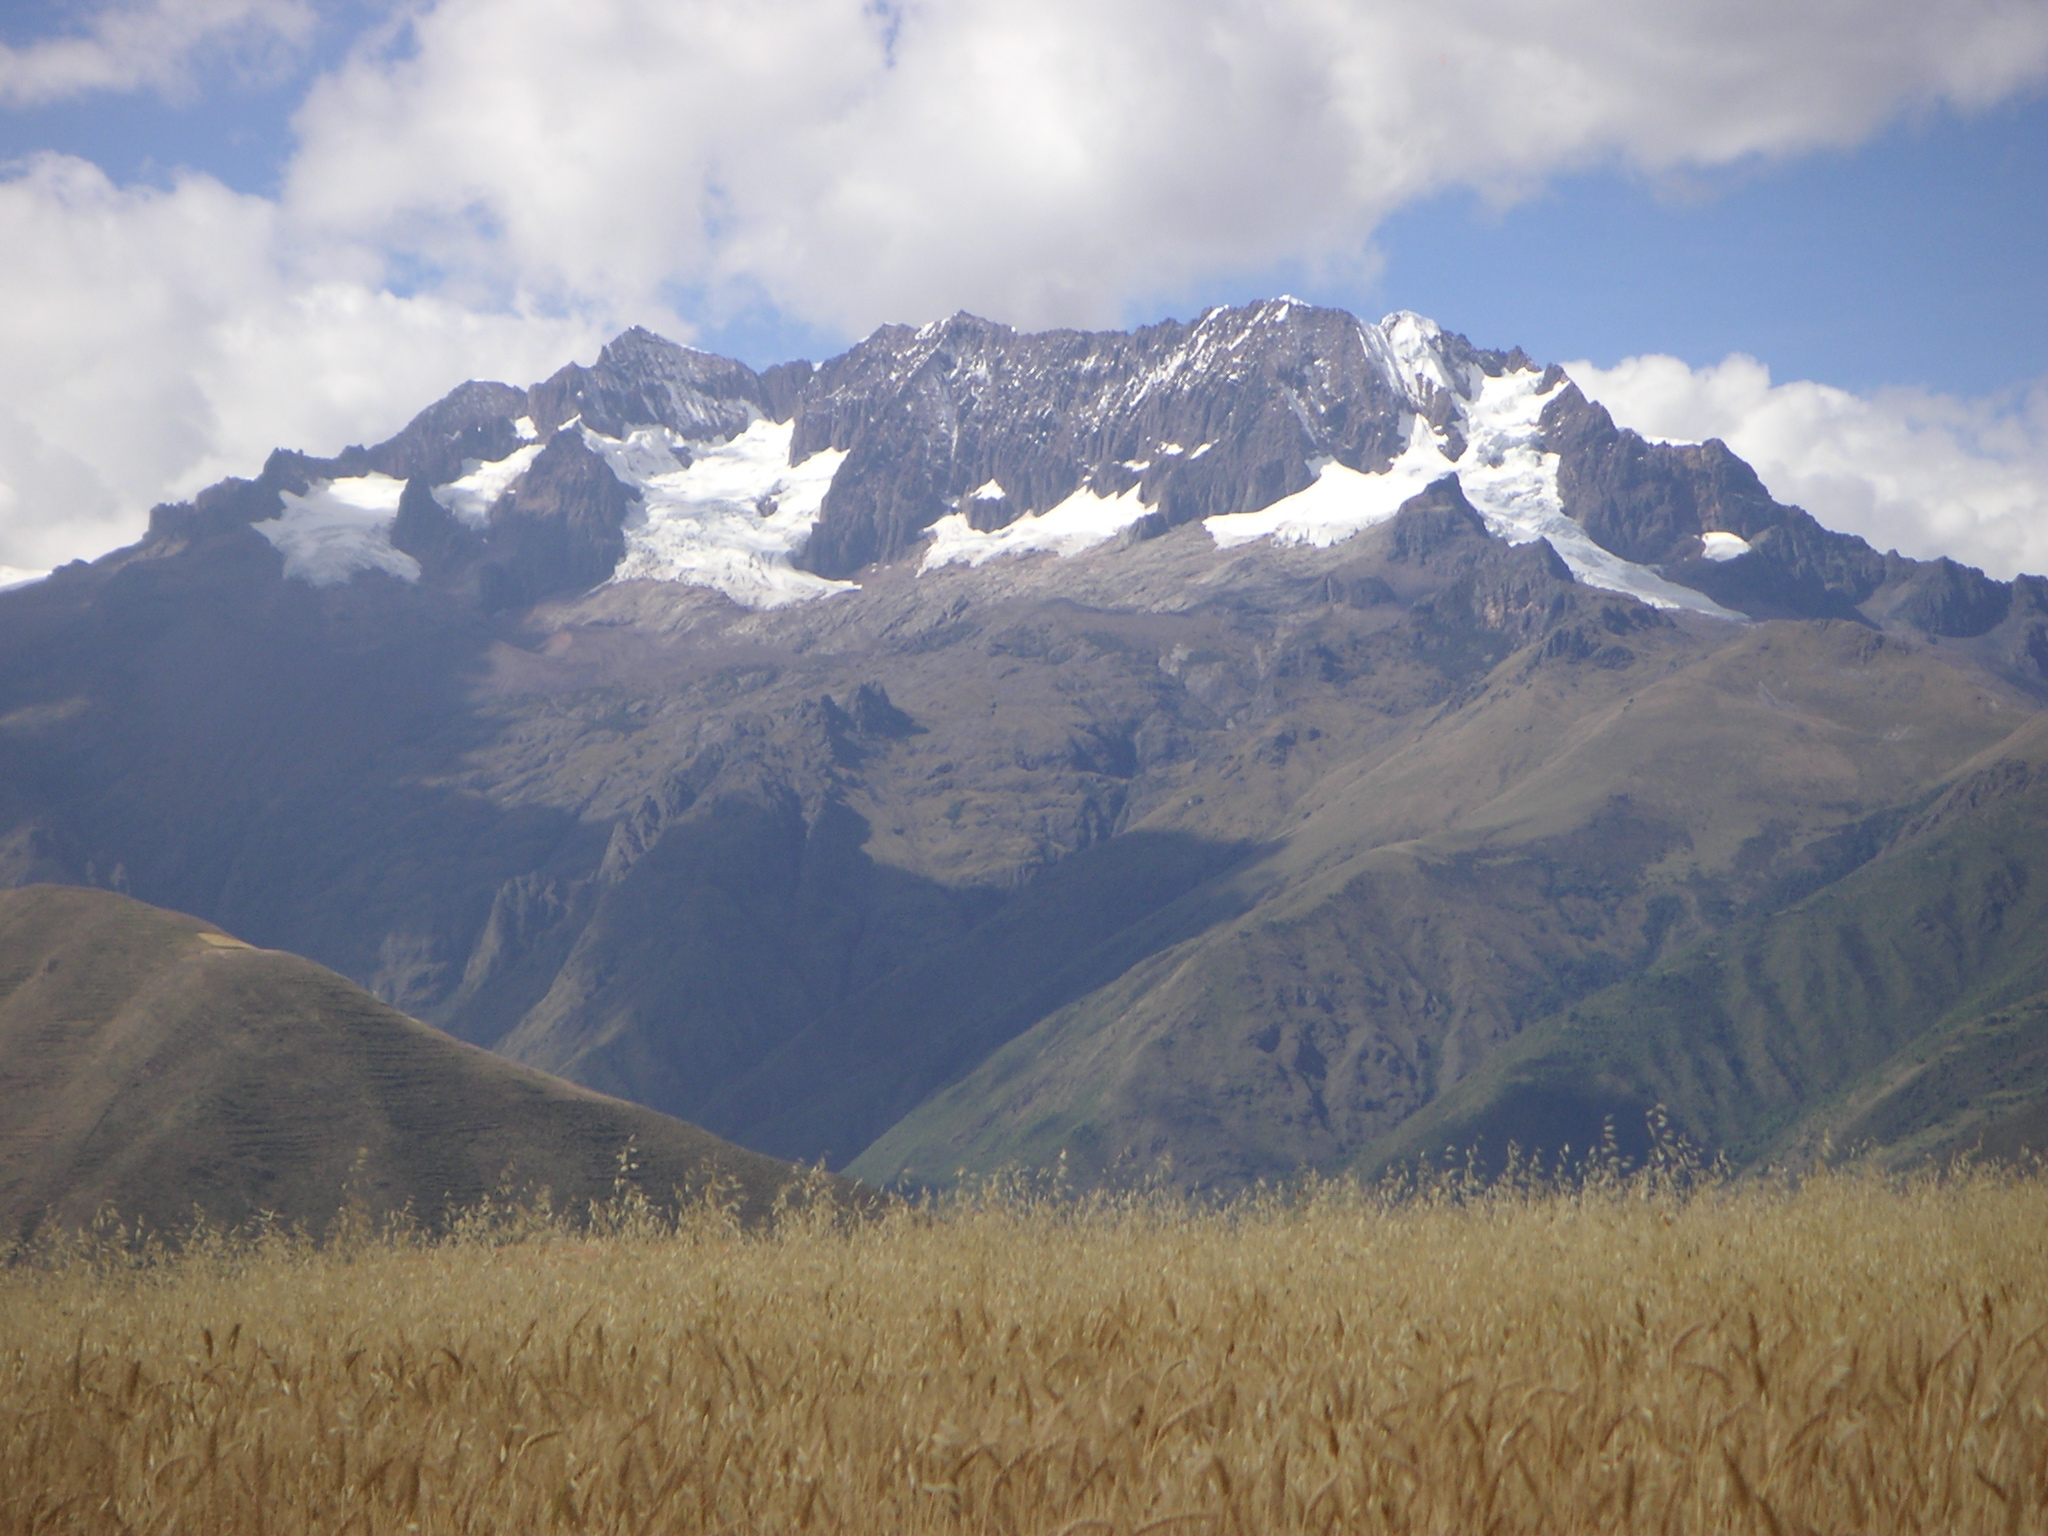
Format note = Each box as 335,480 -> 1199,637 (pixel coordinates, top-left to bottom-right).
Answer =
5,300 -> 2048,1189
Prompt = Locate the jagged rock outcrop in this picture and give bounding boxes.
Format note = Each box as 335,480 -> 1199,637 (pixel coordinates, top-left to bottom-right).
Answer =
1540,384 -> 1787,562
789,303 -> 1531,575
1385,474 -> 1491,564
530,326 -> 771,441
12,298 -> 2048,1195
390,474 -> 482,575
1865,554 -> 2014,638
1538,384 -> 1889,622
360,380 -> 534,485
477,432 -> 640,609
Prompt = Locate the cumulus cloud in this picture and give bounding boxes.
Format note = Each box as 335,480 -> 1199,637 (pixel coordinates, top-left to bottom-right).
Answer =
1568,353 -> 2048,580
6,0 -> 2048,570
0,0 -> 317,106
284,0 -> 2048,331
0,155 -> 604,570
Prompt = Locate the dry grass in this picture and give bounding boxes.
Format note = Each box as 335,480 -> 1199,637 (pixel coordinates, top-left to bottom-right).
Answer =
5,1163 -> 2048,1535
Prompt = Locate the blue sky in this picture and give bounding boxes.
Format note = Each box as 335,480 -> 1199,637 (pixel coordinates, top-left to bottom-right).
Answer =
1362,94 -> 2048,397
1,0 -> 2045,579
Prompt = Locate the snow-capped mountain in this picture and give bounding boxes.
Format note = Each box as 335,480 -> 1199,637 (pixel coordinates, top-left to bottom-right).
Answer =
7,299 -> 2048,1190
177,297 -> 2023,644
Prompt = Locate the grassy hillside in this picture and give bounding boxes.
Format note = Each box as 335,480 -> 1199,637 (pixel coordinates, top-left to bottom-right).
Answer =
851,622 -> 2041,1189
1358,713 -> 2048,1177
0,885 -> 842,1243
4,1168 -> 2044,1534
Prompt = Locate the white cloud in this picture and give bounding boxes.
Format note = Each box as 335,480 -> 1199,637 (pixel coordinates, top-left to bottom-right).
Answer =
0,155 -> 604,569
5,0 -> 2048,569
0,0 -> 317,106
283,0 -> 2048,332
1566,353 -> 2048,580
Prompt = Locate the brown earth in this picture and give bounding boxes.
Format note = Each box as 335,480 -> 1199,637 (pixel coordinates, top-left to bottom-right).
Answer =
0,885 -> 844,1244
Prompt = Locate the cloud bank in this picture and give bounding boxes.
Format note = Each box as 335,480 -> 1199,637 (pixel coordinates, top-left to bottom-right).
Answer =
0,154 -> 603,571
287,0 -> 2048,331
2,0 -> 2047,570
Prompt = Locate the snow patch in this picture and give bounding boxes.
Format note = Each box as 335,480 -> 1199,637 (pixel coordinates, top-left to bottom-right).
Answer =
970,479 -> 1007,501
257,474 -> 417,587
1206,416 -> 1452,549
1373,310 -> 1466,405
923,483 -> 1152,570
1203,351 -> 1744,620
590,418 -> 854,609
513,416 -> 538,442
432,442 -> 544,527
1454,367 -> 1742,618
1701,530 -> 1752,561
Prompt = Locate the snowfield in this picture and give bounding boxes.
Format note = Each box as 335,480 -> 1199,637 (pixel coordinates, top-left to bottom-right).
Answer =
589,419 -> 854,609
256,474 -> 416,587
923,482 -> 1152,570
433,444 -> 543,527
242,308 -> 1745,620
1201,315 -> 1743,619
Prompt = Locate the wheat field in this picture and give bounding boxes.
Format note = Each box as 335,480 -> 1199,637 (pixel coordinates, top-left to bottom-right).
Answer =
4,1163 -> 2047,1535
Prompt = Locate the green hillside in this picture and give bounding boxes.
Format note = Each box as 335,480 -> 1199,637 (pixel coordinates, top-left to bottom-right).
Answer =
1357,714 -> 2048,1177
850,623 -> 2044,1189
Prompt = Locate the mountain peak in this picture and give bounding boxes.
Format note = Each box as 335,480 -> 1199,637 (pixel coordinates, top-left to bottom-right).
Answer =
101,298 -> 2044,654
8,301 -> 2048,1201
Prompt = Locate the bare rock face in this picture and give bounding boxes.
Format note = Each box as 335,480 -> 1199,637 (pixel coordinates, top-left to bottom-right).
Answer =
478,432 -> 640,610
1540,384 -> 1785,563
1865,555 -> 2014,639
789,302 -> 1527,576
362,380 -> 534,485
530,326 -> 768,441
1539,384 -> 1889,622
1385,474 -> 1491,563
390,475 -> 482,576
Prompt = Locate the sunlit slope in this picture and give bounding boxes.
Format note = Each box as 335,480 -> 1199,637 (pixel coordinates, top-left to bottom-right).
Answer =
1358,711 -> 2048,1176
0,886 -> 832,1241
849,622 -> 2037,1189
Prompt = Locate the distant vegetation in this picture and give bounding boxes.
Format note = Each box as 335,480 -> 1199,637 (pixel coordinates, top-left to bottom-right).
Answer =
5,1161 -> 2047,1534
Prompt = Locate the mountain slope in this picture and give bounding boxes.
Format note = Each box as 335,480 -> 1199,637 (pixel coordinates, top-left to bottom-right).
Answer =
1352,712 -> 2048,1177
3,299 -> 2046,1192
0,885 -> 835,1243
848,616 -> 2038,1187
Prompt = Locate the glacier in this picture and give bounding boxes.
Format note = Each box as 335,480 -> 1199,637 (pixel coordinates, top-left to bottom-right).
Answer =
257,474 -> 417,587
1202,314 -> 1744,620
589,418 -> 855,609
